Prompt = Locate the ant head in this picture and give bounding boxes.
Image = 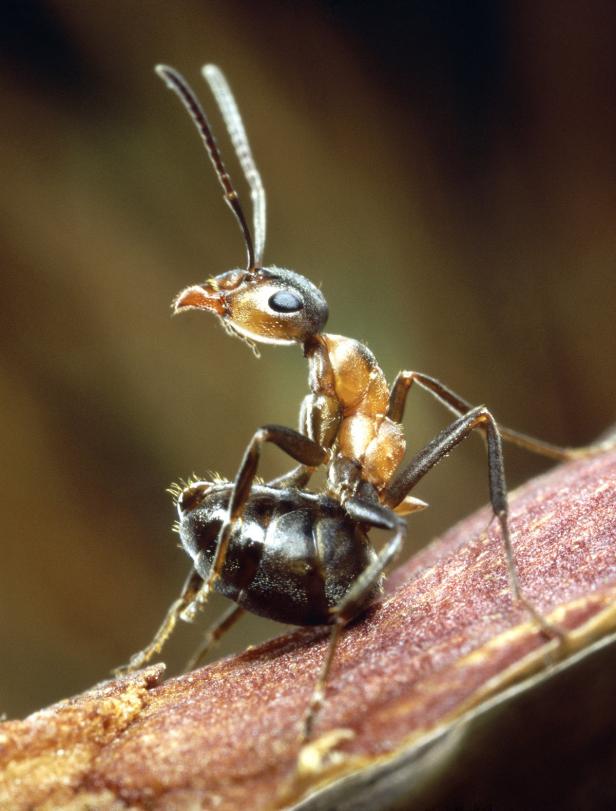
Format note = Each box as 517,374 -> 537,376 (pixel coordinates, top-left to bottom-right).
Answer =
174,266 -> 328,345
156,65 -> 328,347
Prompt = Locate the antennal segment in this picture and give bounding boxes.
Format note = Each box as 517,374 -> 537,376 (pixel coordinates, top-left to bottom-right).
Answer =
155,64 -> 256,271
202,64 -> 267,268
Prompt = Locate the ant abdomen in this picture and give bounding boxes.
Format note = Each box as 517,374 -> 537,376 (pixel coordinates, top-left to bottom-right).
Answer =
178,484 -> 380,626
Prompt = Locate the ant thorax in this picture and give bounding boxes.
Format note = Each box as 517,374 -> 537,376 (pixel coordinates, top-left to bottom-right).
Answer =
307,333 -> 406,492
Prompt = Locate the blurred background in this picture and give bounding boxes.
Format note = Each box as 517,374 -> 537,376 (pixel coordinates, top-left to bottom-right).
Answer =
1,1 -> 614,719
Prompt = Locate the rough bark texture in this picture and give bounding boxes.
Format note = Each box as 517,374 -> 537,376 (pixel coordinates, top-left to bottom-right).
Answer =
1,450 -> 615,810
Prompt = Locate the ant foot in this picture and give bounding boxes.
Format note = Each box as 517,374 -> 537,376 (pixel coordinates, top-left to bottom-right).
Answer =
296,727 -> 355,777
514,591 -> 568,647
112,648 -> 157,676
275,728 -> 355,807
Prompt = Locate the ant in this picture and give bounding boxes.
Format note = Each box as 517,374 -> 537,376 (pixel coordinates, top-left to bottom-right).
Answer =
117,63 -> 614,742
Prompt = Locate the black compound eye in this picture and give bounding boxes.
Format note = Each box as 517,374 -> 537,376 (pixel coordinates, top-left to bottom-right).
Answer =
268,289 -> 304,313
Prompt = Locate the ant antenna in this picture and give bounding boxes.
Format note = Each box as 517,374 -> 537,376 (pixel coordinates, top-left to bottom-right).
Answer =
155,64 -> 256,271
202,65 -> 266,268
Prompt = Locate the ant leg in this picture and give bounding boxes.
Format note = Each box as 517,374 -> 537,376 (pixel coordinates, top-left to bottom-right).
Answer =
301,622 -> 343,743
383,406 -> 560,635
387,371 -> 472,423
113,569 -> 203,674
496,425 -> 616,461
338,499 -> 408,618
272,391 -> 343,491
267,464 -> 314,489
301,501 -> 406,741
388,371 -> 615,461
184,603 -> 245,672
184,425 -> 328,620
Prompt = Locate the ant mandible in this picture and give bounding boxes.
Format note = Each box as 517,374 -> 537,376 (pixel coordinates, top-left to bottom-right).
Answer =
118,64 -> 614,741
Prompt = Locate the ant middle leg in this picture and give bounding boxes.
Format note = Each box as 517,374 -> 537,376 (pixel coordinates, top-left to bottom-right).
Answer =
114,568 -> 204,674
183,425 -> 329,621
388,371 -> 615,461
301,500 -> 407,742
382,406 -> 562,636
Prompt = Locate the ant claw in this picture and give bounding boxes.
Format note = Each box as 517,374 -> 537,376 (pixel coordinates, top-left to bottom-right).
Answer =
296,727 -> 355,777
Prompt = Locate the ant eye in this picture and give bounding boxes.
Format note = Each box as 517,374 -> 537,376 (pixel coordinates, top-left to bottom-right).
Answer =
268,290 -> 304,313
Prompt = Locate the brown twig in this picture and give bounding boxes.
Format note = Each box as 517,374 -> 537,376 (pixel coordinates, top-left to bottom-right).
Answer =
1,450 -> 615,810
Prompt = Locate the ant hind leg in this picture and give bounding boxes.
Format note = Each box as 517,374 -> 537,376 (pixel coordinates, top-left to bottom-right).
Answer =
388,370 -> 615,461
383,406 -> 563,638
114,568 -> 204,674
386,370 -> 473,424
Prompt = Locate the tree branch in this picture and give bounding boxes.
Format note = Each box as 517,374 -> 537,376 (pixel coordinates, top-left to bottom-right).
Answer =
1,450 -> 616,810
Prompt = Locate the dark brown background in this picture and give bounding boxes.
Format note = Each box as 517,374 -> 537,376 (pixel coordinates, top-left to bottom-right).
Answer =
1,1 -> 614,720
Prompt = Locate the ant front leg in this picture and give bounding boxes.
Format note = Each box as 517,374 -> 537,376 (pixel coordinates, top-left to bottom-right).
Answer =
388,370 -> 616,461
183,425 -> 329,622
114,568 -> 204,674
383,406 -> 561,637
301,500 -> 407,742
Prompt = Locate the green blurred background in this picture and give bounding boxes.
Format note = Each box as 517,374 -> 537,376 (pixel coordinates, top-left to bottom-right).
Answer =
1,1 -> 614,719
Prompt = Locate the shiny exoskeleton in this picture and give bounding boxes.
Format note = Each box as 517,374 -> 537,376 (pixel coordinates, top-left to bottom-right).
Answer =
118,63 -> 615,741
178,480 -> 384,627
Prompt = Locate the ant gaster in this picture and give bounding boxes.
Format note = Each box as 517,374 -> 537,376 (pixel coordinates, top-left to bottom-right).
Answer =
118,63 -> 614,741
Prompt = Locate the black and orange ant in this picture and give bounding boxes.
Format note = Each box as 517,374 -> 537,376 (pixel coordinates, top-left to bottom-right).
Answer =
117,64 -> 614,740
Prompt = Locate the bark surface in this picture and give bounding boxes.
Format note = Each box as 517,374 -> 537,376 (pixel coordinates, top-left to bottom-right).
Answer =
1,450 -> 615,810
